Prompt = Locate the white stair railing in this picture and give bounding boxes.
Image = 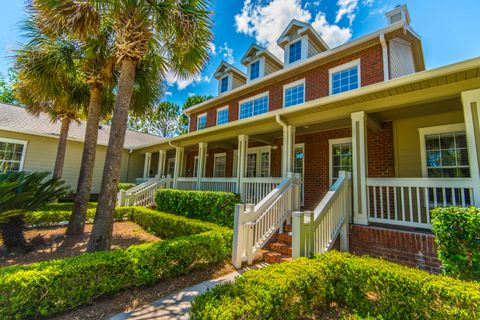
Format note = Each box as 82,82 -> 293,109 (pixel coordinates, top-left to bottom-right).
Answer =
231,172 -> 302,268
292,171 -> 352,258
117,176 -> 172,207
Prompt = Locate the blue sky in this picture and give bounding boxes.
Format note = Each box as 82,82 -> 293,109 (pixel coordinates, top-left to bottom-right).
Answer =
1,0 -> 479,106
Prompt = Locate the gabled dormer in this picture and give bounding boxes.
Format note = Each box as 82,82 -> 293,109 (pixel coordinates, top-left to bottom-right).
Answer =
385,4 -> 411,25
241,44 -> 283,83
214,61 -> 247,95
277,19 -> 329,67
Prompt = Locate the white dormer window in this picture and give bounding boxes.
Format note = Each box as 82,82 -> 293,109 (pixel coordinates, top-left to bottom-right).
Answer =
288,40 -> 302,64
250,61 -> 260,80
220,76 -> 229,93
197,113 -> 207,130
329,59 -> 361,95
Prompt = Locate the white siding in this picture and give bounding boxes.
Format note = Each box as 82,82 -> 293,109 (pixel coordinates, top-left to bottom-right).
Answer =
264,59 -> 280,75
389,37 -> 416,79
232,74 -> 246,89
308,42 -> 321,58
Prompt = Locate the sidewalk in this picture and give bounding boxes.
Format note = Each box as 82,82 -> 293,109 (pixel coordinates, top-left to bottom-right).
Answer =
111,263 -> 267,320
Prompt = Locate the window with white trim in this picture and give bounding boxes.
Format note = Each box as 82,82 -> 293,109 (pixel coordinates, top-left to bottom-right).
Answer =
213,153 -> 227,177
239,94 -> 269,119
233,146 -> 271,178
284,80 -> 305,107
220,76 -> 229,93
330,60 -> 360,95
288,40 -> 302,64
250,61 -> 260,80
329,138 -> 352,184
197,113 -> 207,130
216,107 -> 229,125
0,138 -> 27,172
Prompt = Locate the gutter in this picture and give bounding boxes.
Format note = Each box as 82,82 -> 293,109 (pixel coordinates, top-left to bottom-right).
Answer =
275,114 -> 288,128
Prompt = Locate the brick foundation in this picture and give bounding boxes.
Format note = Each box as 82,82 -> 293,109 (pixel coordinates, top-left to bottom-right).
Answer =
349,224 -> 441,274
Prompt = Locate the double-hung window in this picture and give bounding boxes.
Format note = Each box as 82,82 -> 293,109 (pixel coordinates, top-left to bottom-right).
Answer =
330,60 -> 360,95
250,61 -> 260,80
0,138 -> 27,172
284,80 -> 305,107
220,76 -> 229,93
216,106 -> 229,125
239,94 -> 269,119
213,153 -> 227,177
288,40 -> 302,64
197,113 -> 207,130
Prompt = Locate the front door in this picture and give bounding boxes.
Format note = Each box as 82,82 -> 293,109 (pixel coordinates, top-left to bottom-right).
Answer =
294,144 -> 304,205
329,138 -> 353,184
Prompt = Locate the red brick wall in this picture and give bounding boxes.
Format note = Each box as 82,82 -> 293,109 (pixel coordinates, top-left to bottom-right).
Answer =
189,44 -> 384,132
349,225 -> 441,274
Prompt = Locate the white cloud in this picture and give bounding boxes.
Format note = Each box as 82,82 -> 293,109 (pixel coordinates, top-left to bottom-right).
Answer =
362,0 -> 374,7
208,41 -> 216,55
335,0 -> 359,25
164,91 -> 173,97
219,42 -> 234,64
234,0 -> 353,59
165,73 -> 211,91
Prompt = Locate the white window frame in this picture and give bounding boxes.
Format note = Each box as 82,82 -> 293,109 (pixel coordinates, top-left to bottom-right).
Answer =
283,78 -> 306,108
247,58 -> 264,82
0,137 -> 28,172
329,59 -> 361,96
419,123 -> 467,178
167,157 -> 175,176
213,152 -> 227,177
329,137 -> 353,184
285,37 -> 307,67
216,106 -> 229,126
218,74 -> 232,95
196,113 -> 207,130
238,91 -> 270,120
233,146 -> 272,177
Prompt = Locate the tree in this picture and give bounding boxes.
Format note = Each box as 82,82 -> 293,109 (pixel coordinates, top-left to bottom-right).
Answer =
178,94 -> 213,135
127,101 -> 181,137
0,69 -> 18,105
0,171 -> 68,253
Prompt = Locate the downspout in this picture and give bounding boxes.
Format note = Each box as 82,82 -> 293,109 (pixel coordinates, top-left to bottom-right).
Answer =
275,114 -> 288,128
379,33 -> 390,81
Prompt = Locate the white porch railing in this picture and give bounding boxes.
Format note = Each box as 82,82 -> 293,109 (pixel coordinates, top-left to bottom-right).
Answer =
242,177 -> 283,204
292,171 -> 351,258
366,177 -> 475,229
176,177 -> 197,190
118,176 -> 172,207
199,177 -> 237,193
232,173 -> 302,268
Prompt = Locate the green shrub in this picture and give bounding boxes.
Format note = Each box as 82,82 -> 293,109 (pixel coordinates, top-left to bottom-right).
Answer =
431,206 -> 480,281
191,252 -> 480,320
24,203 -> 101,227
0,207 -> 232,319
155,189 -> 241,228
118,183 -> 136,191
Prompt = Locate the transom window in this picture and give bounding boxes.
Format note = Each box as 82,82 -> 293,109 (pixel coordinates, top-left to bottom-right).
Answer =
289,40 -> 302,64
216,107 -> 229,125
197,114 -> 207,130
424,131 -> 469,178
214,153 -> 227,177
0,138 -> 27,172
284,81 -> 305,107
329,138 -> 352,184
330,60 -> 360,95
220,76 -> 229,93
239,94 -> 269,119
250,61 -> 260,80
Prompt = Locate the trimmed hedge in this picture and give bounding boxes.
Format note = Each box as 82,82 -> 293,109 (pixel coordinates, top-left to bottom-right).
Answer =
24,202 -> 98,227
155,189 -> 241,228
0,207 -> 232,319
432,206 -> 480,281
118,183 -> 136,191
191,252 -> 480,320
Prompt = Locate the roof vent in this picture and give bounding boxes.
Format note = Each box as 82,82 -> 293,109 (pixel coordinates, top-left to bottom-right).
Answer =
385,4 -> 411,25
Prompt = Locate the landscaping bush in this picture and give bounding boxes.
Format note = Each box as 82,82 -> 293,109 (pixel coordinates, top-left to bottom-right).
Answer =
0,207 -> 233,319
191,251 -> 480,320
24,202 -> 98,227
118,183 -> 136,191
155,189 -> 241,228
431,206 -> 480,281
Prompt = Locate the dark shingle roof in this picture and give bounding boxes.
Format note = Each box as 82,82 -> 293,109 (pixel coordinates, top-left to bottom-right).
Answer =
0,103 -> 164,149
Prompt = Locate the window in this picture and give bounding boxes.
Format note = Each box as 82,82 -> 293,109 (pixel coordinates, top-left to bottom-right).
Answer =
193,156 -> 199,177
289,40 -> 302,64
216,107 -> 229,125
0,138 -> 27,172
294,144 -> 305,205
284,80 -> 305,107
233,146 -> 271,178
197,113 -> 207,130
420,124 -> 470,178
330,60 -> 360,95
213,153 -> 227,177
250,61 -> 260,80
220,76 -> 229,93
239,94 -> 269,119
329,138 -> 352,184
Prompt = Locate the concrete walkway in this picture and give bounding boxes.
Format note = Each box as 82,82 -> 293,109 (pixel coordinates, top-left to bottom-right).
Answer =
111,263 -> 267,320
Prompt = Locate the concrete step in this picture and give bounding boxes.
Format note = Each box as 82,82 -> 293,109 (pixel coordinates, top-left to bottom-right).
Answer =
263,251 -> 292,264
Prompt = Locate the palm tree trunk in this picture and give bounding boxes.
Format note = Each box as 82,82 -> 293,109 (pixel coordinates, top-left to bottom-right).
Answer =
66,86 -> 103,236
52,117 -> 71,179
87,60 -> 136,252
1,215 -> 32,253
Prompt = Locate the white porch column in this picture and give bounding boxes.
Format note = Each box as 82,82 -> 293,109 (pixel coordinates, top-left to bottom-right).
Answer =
282,125 -> 296,177
461,89 -> 480,206
197,142 -> 208,190
143,152 -> 152,179
236,135 -> 249,198
173,146 -> 184,188
157,150 -> 166,178
351,111 -> 368,225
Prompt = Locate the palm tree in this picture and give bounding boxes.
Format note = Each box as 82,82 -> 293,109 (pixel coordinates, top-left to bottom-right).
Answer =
34,0 -> 213,251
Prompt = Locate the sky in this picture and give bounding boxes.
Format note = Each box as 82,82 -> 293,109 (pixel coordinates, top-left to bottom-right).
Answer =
1,0 -> 479,106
